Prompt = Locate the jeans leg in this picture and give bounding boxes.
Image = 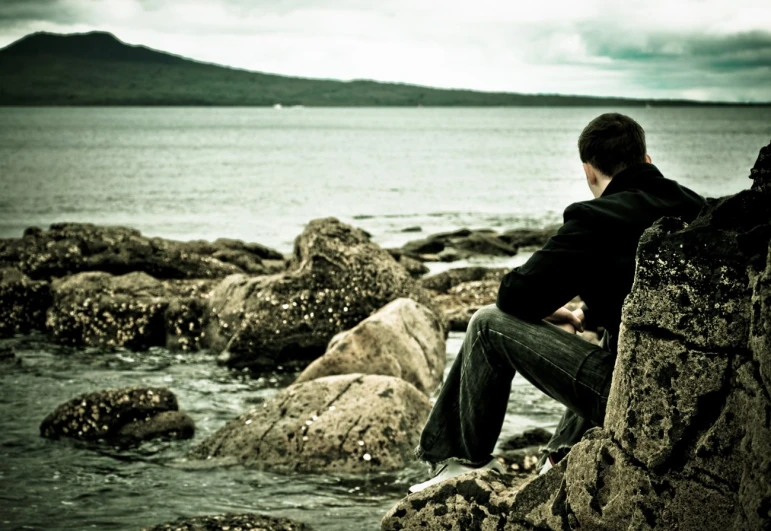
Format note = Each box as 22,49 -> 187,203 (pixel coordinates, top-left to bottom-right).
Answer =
416,308 -> 515,465
416,304 -> 614,466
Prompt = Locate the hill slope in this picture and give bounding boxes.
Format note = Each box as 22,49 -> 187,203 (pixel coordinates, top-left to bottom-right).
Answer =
0,31 -> 759,106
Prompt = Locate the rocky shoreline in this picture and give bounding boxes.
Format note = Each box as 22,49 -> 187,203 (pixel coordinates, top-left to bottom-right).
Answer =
3,217 -> 556,530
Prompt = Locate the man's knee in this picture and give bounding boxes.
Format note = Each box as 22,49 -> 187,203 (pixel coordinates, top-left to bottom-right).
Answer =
467,304 -> 510,333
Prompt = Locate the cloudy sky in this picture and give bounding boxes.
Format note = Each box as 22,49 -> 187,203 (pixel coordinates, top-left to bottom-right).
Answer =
1,0 -> 770,102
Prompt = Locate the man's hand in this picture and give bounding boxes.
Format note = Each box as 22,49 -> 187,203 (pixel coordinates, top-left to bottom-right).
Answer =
545,306 -> 585,334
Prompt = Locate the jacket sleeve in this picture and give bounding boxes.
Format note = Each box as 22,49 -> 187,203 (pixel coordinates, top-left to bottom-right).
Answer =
496,204 -> 594,321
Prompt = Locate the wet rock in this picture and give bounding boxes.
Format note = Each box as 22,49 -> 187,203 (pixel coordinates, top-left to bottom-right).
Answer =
294,298 -> 445,395
40,387 -> 194,442
402,237 -> 445,256
46,271 -> 213,349
0,267 -> 51,337
453,232 -> 517,257
499,227 -> 558,250
207,218 -> 439,370
398,255 -> 430,278
117,410 -> 195,441
401,226 -> 422,233
0,223 -> 283,281
190,374 -> 430,473
141,512 -> 312,531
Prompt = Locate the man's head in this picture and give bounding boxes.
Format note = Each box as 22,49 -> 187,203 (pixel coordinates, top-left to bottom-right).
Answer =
578,113 -> 650,198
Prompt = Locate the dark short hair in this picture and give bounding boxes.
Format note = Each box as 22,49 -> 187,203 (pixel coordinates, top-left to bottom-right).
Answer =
578,113 -> 647,177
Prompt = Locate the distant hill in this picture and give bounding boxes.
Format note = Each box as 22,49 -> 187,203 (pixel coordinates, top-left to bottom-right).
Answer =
0,31 -> 763,106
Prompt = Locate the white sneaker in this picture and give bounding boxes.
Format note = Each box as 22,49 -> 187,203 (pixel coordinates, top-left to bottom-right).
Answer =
408,457 -> 506,494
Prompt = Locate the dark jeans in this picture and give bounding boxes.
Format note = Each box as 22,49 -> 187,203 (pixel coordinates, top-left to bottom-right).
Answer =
415,304 -> 615,468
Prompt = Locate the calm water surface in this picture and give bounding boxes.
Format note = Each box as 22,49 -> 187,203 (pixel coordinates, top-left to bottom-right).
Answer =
1,107 -> 770,530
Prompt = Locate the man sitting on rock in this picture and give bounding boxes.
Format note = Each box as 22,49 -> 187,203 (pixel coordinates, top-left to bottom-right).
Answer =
410,112 -> 706,493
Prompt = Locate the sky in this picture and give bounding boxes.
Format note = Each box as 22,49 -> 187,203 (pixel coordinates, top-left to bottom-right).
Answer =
0,0 -> 770,102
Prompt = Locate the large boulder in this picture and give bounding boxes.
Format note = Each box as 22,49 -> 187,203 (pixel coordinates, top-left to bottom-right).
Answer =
0,267 -> 51,337
40,387 -> 194,442
380,143 -> 771,530
0,223 -> 284,280
46,271 -> 213,350
141,513 -> 313,531
207,218 -> 440,370
294,298 -> 445,395
190,374 -> 431,473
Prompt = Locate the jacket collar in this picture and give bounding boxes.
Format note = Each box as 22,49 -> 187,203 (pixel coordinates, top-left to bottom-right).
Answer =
602,163 -> 664,197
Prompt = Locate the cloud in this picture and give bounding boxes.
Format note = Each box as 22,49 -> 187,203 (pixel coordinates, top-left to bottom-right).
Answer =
0,0 -> 769,101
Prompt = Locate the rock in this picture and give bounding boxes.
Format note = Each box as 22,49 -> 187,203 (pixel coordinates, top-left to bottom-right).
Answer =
436,248 -> 467,262
499,227 -> 558,250
402,226 -> 422,233
207,218 -> 440,370
381,469 -> 529,531
294,298 -> 445,395
0,267 -> 51,337
46,271 -> 214,350
421,267 -> 509,293
499,427 -> 553,451
40,387 -> 194,442
0,223 -> 283,281
398,254 -> 430,278
402,237 -> 445,256
453,232 -> 517,257
190,374 -> 430,473
141,513 -> 313,531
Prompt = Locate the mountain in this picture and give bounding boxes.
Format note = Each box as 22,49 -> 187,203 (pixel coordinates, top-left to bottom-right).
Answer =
0,31 -> 761,106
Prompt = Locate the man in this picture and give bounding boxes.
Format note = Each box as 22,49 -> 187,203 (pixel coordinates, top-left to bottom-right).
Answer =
410,113 -> 706,493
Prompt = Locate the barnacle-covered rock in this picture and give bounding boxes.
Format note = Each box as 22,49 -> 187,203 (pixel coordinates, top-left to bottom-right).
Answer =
294,298 -> 445,395
0,267 -> 51,337
190,374 -> 430,473
40,387 -> 194,442
46,271 -> 213,349
0,223 -> 283,280
141,513 -> 312,531
208,218 -> 440,370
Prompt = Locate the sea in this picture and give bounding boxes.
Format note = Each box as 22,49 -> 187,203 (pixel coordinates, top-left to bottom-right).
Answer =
0,107 -> 769,530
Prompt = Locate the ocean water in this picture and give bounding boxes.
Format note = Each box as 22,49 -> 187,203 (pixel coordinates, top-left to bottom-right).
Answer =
1,107 -> 769,250
0,107 -> 770,531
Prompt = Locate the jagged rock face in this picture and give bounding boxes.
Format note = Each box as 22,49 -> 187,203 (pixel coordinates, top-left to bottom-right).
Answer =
0,223 -> 283,280
0,267 -> 51,337
190,374 -> 430,473
46,271 -> 213,349
40,387 -> 194,442
294,298 -> 445,395
208,218 -> 440,370
141,513 -> 313,531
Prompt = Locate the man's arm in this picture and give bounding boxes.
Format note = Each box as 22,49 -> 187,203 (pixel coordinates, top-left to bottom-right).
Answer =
496,205 -> 594,321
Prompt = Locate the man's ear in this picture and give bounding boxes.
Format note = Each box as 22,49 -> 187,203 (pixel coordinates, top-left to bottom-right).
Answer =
583,162 -> 597,186
645,154 -> 652,163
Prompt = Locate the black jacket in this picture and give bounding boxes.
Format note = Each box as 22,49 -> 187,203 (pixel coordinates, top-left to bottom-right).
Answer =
496,163 -> 706,352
